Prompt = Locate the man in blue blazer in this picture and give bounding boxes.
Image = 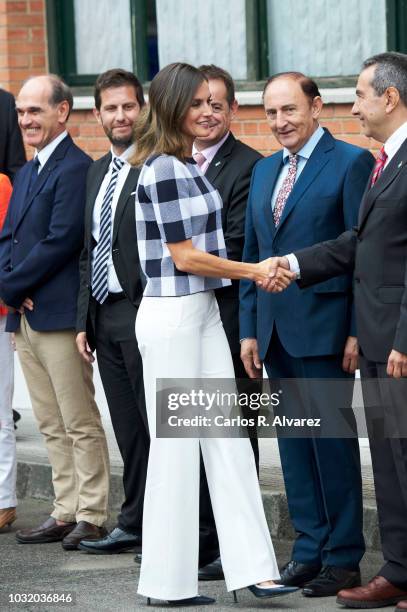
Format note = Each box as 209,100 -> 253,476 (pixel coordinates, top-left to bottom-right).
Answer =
240,72 -> 374,597
0,75 -> 110,549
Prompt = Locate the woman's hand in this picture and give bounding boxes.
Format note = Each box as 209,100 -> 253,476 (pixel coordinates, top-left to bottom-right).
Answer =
254,257 -> 296,292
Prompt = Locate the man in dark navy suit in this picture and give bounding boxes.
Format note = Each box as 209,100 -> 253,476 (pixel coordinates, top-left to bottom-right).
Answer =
0,75 -> 110,549
240,72 -> 374,597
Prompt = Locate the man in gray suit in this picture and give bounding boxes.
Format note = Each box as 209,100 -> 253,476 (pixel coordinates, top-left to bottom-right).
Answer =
275,52 -> 407,610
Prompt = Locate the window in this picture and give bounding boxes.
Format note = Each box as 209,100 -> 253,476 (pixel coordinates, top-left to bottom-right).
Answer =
46,0 -> 266,87
47,0 -> 158,85
265,0 -> 387,77
47,0 -> 407,90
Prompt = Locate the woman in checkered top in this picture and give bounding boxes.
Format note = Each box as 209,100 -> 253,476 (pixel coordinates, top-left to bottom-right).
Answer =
131,63 -> 296,606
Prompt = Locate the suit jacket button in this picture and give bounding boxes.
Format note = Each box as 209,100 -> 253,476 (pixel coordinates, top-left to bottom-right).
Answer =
13,239 -> 18,244
354,277 -> 360,283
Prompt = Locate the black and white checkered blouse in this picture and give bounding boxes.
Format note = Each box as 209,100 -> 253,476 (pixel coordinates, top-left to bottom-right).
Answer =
135,153 -> 231,297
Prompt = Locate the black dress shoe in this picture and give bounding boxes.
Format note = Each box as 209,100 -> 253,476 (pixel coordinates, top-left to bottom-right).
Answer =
302,565 -> 361,597
78,527 -> 142,554
13,409 -> 21,430
198,556 -> 224,581
276,560 -> 321,587
147,595 -> 215,606
134,552 -> 142,564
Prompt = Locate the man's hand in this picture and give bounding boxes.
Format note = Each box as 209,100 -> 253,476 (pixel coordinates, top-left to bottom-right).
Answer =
240,338 -> 263,379
387,349 -> 407,378
256,256 -> 295,292
4,298 -> 34,314
21,297 -> 34,311
342,336 -> 359,373
76,332 -> 95,364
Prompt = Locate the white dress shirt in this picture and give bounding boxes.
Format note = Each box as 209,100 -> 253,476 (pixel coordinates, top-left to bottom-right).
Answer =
383,121 -> 407,167
35,130 -> 68,171
91,144 -> 134,293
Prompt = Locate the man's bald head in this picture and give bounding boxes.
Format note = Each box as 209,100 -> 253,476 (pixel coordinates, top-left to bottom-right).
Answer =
16,75 -> 73,151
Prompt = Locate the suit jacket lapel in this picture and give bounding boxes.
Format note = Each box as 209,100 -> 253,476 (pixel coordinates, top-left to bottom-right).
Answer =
358,138 -> 407,229
274,130 -> 333,238
112,166 -> 140,243
14,162 -> 33,222
16,135 -> 72,229
261,153 -> 283,237
205,132 -> 235,184
85,153 -> 111,234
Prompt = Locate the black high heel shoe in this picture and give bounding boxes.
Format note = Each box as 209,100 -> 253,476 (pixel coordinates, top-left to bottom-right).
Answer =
147,595 -> 215,607
233,584 -> 298,602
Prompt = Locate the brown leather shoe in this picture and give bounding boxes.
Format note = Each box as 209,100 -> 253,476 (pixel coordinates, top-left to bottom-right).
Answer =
16,517 -> 76,544
396,601 -> 407,610
0,507 -> 16,530
336,576 -> 407,608
62,521 -> 108,551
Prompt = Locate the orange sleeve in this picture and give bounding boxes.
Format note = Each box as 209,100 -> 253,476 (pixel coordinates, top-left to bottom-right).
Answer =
0,174 -> 12,315
0,173 -> 12,230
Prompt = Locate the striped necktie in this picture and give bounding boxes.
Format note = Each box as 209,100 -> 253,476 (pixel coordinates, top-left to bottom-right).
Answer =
370,146 -> 388,187
92,156 -> 124,303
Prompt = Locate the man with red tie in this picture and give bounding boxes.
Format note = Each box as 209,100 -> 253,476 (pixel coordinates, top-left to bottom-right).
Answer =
285,52 -> 407,609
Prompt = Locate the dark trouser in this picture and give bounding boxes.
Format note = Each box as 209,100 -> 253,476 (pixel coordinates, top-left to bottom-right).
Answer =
264,330 -> 364,570
94,294 -> 149,534
359,354 -> 407,589
198,351 -> 260,567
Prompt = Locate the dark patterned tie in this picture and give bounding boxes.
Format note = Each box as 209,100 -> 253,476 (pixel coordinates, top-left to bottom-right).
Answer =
370,146 -> 388,187
28,156 -> 41,193
92,157 -> 124,303
273,154 -> 298,226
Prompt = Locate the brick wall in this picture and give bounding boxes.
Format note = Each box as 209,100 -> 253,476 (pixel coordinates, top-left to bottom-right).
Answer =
68,104 -> 379,161
230,104 -> 380,157
0,0 -> 47,94
0,0 -> 379,160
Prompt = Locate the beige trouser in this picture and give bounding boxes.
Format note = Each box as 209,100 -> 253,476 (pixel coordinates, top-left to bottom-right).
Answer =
15,316 -> 110,525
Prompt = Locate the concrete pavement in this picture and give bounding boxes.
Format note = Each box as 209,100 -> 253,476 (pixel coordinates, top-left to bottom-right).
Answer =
14,407 -> 380,551
0,498 -> 388,612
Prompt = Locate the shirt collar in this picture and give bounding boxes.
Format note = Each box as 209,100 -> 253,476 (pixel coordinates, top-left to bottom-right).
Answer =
192,131 -> 230,165
110,143 -> 135,165
282,125 -> 324,163
383,121 -> 407,162
36,130 -> 68,170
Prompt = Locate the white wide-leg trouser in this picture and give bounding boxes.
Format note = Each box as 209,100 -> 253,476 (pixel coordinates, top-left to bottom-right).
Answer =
0,316 -> 16,509
136,291 -> 279,600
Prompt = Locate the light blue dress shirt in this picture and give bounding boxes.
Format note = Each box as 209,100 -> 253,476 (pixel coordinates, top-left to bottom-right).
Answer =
271,125 -> 325,211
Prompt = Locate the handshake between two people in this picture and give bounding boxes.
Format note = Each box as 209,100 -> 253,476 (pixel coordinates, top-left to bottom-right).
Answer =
253,256 -> 296,292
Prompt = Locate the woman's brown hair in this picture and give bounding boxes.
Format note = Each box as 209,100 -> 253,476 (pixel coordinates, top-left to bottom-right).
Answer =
130,62 -> 206,167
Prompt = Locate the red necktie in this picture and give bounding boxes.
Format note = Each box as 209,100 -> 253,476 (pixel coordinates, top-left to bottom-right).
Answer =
370,146 -> 388,187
